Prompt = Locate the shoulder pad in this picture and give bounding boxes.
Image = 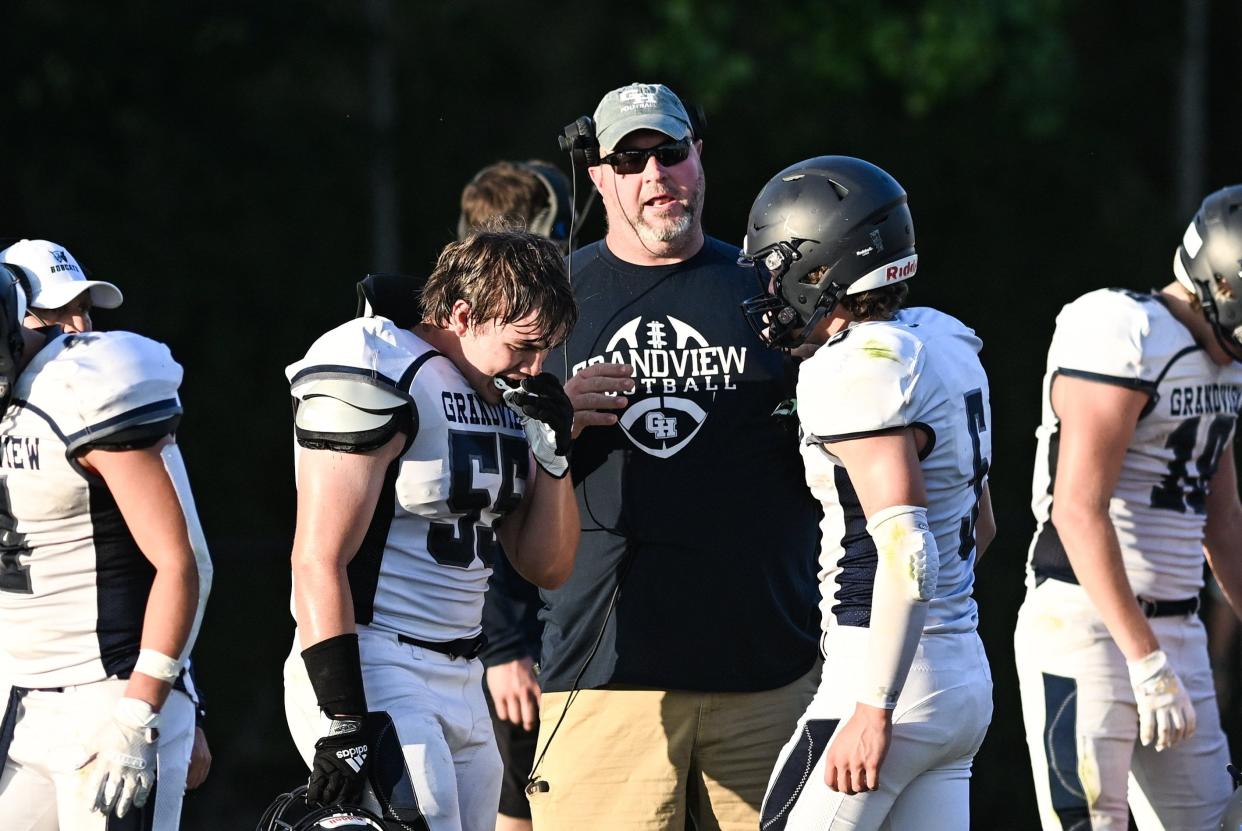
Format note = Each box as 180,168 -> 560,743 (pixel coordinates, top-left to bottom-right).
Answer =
287,317 -> 423,396
1050,289 -> 1170,388
897,307 -> 983,353
798,323 -> 923,441
29,331 -> 183,453
288,318 -> 426,453
293,378 -> 413,453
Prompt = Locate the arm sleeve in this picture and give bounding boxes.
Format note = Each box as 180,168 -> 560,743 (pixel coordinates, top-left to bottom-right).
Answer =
857,505 -> 937,709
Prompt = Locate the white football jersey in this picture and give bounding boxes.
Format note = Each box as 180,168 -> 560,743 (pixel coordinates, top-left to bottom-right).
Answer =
798,307 -> 990,637
287,317 -> 530,642
1029,288 -> 1242,598
0,331 -> 184,688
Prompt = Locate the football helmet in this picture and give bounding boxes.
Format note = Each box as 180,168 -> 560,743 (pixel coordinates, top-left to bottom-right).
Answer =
0,263 -> 28,414
256,785 -> 386,831
739,156 -> 916,348
1174,184 -> 1242,362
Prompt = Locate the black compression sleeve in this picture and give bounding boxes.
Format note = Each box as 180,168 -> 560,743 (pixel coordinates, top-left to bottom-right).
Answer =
301,633 -> 368,717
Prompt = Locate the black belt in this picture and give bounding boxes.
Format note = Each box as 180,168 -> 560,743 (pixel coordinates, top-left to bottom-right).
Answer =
1137,595 -> 1199,618
397,632 -> 487,660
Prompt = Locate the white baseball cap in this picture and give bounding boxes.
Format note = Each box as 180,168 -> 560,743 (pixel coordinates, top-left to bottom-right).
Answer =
0,239 -> 123,311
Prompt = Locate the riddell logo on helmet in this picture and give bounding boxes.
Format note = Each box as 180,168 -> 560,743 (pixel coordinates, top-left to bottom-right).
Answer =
885,258 -> 917,281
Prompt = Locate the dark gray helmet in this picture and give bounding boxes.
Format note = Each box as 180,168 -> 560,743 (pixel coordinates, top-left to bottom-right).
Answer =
739,156 -> 916,347
1175,184 -> 1242,362
0,264 -> 27,415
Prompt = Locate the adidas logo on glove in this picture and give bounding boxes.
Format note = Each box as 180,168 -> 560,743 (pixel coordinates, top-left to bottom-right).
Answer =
334,744 -> 368,772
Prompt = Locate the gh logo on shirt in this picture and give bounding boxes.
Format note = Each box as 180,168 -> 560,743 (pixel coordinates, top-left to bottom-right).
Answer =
573,314 -> 748,459
645,412 -> 678,440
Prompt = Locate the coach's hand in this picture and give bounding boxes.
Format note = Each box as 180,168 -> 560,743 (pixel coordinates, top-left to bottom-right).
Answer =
498,373 -> 574,478
487,656 -> 541,732
563,363 -> 634,438
1128,649 -> 1196,752
307,712 -> 390,806
85,697 -> 160,819
823,703 -> 892,795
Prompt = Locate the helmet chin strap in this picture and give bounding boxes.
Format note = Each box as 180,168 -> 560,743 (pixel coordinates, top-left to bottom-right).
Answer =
1210,321 -> 1242,363
784,283 -> 847,348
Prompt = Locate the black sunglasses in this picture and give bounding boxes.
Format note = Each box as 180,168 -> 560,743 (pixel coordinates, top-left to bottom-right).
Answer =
600,140 -> 692,175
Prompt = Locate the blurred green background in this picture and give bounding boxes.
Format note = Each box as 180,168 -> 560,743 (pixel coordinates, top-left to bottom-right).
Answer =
6,1 -> 1240,826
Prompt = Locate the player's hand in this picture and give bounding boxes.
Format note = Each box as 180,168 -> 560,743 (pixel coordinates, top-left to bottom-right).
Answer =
823,703 -> 892,795
497,373 -> 574,478
486,656 -> 542,732
563,363 -> 634,438
185,726 -> 212,790
1127,649 -> 1196,752
307,712 -> 390,807
84,697 -> 160,819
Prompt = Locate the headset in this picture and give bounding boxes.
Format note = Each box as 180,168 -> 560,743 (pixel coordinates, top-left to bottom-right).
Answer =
556,104 -> 708,168
455,161 -> 578,252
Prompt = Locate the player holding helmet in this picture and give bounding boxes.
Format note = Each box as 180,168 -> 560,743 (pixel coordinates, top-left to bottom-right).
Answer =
743,156 -> 995,830
282,228 -> 579,831
1014,185 -> 1242,829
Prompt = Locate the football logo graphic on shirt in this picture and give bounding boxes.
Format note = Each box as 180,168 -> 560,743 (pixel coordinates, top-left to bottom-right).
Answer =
573,315 -> 747,458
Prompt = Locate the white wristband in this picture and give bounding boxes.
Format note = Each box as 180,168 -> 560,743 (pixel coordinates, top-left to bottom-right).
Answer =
134,649 -> 182,682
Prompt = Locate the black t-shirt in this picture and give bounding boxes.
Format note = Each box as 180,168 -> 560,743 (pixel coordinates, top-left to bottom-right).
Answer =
538,236 -> 821,693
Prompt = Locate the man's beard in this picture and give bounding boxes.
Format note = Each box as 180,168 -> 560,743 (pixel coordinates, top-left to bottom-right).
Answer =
634,171 -> 705,247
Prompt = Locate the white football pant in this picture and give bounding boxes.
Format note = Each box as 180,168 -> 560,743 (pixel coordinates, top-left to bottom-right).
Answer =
1014,578 -> 1232,831
284,624 -> 502,831
0,679 -> 195,830
760,629 -> 992,830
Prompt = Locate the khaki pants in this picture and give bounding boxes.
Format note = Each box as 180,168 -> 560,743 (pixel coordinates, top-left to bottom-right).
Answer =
528,664 -> 818,831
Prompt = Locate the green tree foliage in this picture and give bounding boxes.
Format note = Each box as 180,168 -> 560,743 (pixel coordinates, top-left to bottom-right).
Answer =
636,0 -> 1071,135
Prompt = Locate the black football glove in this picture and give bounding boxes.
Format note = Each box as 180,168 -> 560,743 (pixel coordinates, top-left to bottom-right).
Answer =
306,712 -> 391,807
496,373 -> 573,478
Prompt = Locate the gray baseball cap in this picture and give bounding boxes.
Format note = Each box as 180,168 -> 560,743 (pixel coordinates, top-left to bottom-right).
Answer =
593,83 -> 693,151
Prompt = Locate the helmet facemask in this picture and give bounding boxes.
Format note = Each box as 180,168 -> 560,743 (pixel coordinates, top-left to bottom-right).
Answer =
1174,186 -> 1242,363
1199,274 -> 1242,363
739,241 -> 846,349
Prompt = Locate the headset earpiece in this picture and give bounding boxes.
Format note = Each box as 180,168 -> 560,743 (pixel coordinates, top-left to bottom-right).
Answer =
522,161 -> 573,247
557,116 -> 600,168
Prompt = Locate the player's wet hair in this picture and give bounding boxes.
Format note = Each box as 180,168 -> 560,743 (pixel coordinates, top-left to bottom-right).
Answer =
421,224 -> 578,347
841,283 -> 909,321
802,264 -> 909,321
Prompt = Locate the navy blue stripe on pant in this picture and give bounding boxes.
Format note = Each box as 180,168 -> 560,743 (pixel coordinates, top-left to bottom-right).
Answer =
1042,672 -> 1092,831
761,719 -> 840,831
